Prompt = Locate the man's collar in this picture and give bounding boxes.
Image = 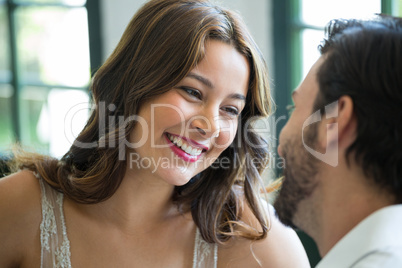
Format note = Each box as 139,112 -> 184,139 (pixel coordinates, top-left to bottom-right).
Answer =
316,204 -> 402,268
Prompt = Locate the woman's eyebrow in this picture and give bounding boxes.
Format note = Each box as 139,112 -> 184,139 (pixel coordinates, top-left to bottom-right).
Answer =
187,72 -> 214,89
187,72 -> 246,101
229,93 -> 246,101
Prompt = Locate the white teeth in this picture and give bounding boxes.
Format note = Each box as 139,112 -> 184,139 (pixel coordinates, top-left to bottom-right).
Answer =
166,133 -> 203,156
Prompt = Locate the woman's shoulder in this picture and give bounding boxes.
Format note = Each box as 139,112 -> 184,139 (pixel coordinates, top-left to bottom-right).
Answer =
0,170 -> 42,267
257,203 -> 310,267
0,169 -> 42,209
218,199 -> 310,268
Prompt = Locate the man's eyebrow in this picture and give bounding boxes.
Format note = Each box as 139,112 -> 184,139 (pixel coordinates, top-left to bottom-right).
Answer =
291,90 -> 298,101
187,72 -> 214,89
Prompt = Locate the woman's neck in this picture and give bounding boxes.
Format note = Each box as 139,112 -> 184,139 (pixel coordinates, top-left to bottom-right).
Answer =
79,167 -> 181,232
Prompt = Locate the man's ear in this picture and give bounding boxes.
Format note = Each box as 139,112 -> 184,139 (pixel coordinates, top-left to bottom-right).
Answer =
336,96 -> 356,149
318,96 -> 356,150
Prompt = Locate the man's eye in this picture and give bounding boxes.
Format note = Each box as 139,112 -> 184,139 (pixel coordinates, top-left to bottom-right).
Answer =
286,104 -> 295,116
180,87 -> 202,99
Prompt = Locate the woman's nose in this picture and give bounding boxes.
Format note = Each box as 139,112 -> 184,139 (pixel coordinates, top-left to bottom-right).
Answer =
190,114 -> 220,139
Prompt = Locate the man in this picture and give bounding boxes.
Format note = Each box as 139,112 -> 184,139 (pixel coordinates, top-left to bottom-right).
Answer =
274,15 -> 402,267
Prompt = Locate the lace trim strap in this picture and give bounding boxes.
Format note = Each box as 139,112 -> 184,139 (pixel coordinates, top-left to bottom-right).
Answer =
37,174 -> 72,268
192,228 -> 218,268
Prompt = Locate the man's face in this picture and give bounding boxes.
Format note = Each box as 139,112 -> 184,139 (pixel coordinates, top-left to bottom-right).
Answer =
273,57 -> 325,229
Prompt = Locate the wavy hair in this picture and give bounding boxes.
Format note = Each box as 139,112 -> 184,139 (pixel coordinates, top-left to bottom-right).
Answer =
14,0 -> 273,244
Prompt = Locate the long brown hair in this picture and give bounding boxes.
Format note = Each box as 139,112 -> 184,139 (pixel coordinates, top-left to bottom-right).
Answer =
14,0 -> 272,244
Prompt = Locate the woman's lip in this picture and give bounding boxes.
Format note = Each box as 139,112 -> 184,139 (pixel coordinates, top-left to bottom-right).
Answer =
165,132 -> 209,151
164,134 -> 202,163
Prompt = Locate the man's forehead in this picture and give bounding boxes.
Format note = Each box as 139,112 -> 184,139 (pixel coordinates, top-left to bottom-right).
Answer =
295,56 -> 324,100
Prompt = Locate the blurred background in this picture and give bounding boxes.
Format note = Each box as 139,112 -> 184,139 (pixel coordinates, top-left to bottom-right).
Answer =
0,0 -> 401,266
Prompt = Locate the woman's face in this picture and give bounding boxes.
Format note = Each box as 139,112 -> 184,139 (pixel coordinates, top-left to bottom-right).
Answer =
128,40 -> 250,186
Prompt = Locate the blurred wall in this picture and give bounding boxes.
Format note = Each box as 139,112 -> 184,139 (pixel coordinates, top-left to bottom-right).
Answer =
100,0 -> 273,74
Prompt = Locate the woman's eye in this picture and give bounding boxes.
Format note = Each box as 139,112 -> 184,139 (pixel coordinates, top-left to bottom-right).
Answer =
222,106 -> 239,116
286,104 -> 295,116
180,87 -> 202,100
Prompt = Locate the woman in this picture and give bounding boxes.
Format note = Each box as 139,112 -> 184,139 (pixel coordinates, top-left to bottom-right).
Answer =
0,0 -> 309,267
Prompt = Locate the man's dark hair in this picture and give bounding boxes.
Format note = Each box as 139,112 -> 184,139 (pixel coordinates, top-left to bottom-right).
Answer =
314,15 -> 402,202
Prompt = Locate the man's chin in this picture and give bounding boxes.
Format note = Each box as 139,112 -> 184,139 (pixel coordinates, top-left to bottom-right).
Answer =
273,198 -> 297,229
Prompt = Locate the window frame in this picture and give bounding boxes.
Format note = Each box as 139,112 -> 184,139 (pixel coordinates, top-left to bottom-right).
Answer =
1,0 -> 102,145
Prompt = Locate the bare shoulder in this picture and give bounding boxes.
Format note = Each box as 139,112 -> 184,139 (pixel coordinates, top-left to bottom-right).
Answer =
218,199 -> 310,268
0,170 -> 42,267
258,203 -> 310,267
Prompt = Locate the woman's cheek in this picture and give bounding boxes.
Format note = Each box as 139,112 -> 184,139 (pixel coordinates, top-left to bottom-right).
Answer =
152,100 -> 194,128
215,120 -> 238,151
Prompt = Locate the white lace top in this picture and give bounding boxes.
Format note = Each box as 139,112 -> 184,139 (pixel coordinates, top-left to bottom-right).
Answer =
38,177 -> 218,268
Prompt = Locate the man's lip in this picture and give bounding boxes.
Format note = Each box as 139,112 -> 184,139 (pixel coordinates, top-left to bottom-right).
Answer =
165,132 -> 209,151
277,145 -> 283,157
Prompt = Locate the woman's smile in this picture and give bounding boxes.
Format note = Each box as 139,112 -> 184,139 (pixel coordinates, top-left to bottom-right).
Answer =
164,132 -> 208,162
